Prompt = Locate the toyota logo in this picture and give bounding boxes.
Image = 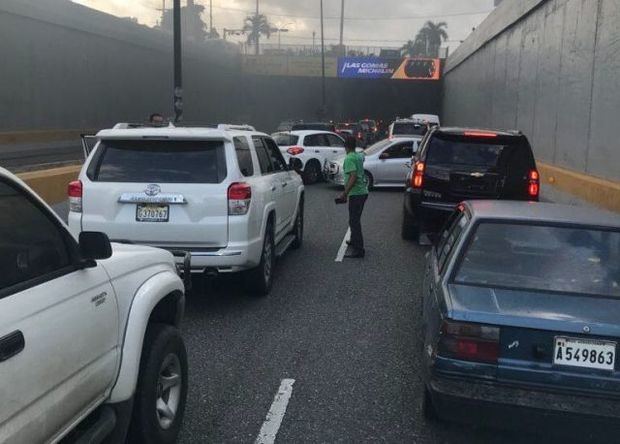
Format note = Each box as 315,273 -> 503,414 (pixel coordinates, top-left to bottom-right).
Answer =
144,184 -> 161,196
583,326 -> 591,334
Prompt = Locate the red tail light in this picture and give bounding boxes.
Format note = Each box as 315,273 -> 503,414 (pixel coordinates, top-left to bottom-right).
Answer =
286,146 -> 305,156
464,131 -> 498,138
357,132 -> 363,139
411,161 -> 425,188
438,320 -> 500,364
228,182 -> 252,215
528,169 -> 540,199
68,180 -> 83,213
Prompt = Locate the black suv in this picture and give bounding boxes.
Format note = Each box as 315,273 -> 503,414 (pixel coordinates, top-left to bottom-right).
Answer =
402,127 -> 539,242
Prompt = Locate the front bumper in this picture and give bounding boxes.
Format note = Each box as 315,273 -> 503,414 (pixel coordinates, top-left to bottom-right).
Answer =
428,372 -> 620,420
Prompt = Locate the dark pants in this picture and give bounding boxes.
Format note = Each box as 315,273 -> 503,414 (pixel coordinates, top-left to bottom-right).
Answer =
348,194 -> 368,252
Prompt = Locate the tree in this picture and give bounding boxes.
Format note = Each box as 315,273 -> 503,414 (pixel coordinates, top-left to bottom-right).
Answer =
243,14 -> 272,55
414,21 -> 448,57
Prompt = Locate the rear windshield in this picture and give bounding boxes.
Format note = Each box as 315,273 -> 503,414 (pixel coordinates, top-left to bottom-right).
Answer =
426,134 -> 531,168
455,222 -> 620,297
393,123 -> 427,136
273,133 -> 299,146
92,139 -> 227,183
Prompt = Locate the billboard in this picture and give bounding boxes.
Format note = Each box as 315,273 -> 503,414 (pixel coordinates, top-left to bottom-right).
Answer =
337,57 -> 441,80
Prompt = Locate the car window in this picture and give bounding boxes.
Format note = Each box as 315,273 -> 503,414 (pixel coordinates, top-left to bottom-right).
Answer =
364,139 -> 392,156
0,180 -> 71,294
263,138 -> 287,172
454,223 -> 620,297
304,133 -> 329,147
383,142 -> 414,159
437,210 -> 469,273
234,136 -> 254,177
93,139 -> 227,183
393,123 -> 427,136
273,133 -> 299,146
252,136 -> 274,174
326,134 -> 345,147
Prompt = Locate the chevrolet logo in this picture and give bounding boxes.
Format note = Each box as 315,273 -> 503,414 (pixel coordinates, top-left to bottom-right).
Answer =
470,172 -> 485,178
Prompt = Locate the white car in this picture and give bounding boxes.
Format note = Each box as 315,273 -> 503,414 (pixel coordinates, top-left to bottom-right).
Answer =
388,119 -> 429,139
411,113 -> 440,126
70,123 -> 305,296
272,130 -> 346,184
325,137 -> 420,189
0,167 -> 188,443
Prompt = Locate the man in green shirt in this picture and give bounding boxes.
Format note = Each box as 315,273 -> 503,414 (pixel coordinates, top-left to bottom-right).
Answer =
338,136 -> 369,258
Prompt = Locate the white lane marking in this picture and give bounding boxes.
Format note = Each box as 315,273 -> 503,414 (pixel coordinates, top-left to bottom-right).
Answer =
335,228 -> 351,262
255,379 -> 296,444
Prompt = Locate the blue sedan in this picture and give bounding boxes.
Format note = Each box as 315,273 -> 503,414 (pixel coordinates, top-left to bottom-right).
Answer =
420,200 -> 620,422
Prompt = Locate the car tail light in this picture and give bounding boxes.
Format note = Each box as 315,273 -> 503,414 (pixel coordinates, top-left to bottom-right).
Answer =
464,131 -> 498,138
228,182 -> 252,215
68,180 -> 83,213
357,132 -> 363,139
287,146 -> 304,156
438,320 -> 500,364
528,169 -> 540,199
411,161 -> 425,188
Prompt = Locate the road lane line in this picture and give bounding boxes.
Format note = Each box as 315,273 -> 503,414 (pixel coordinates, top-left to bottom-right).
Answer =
254,379 -> 296,444
335,228 -> 351,262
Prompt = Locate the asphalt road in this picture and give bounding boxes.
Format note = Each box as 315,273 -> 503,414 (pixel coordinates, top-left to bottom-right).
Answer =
174,183 -> 616,444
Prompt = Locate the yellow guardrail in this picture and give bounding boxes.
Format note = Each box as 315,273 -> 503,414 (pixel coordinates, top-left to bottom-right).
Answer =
0,129 -> 96,145
18,165 -> 82,205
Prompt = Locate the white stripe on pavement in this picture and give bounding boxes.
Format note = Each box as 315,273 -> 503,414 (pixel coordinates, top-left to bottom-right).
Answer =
254,379 -> 296,444
335,228 -> 351,262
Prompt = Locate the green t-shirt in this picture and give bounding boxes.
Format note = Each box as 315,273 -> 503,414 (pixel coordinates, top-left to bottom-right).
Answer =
343,151 -> 369,196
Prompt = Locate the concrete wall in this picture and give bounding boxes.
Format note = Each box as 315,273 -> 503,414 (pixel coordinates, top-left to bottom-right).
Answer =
0,0 -> 441,134
442,0 -> 620,182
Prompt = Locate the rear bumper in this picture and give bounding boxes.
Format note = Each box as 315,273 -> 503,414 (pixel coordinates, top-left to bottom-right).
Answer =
428,372 -> 620,419
167,238 -> 263,273
403,189 -> 457,228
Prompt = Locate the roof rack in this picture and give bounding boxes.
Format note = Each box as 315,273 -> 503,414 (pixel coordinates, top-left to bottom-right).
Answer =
217,124 -> 256,132
113,122 -> 175,129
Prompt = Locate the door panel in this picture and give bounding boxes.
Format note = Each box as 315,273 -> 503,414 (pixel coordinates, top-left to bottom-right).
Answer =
378,142 -> 414,184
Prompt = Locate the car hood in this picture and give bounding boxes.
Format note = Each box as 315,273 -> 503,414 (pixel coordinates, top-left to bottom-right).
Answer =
447,284 -> 620,337
99,243 -> 176,280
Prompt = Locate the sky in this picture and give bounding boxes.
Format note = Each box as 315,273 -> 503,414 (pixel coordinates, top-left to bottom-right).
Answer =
71,0 -> 494,52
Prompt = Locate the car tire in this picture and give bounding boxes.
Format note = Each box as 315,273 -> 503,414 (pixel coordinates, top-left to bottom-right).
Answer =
247,219 -> 275,296
129,323 -> 188,444
291,198 -> 304,250
422,388 -> 439,421
365,171 -> 374,191
401,205 -> 420,241
303,161 -> 321,185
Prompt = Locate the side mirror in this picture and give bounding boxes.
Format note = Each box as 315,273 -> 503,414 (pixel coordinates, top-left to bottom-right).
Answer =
289,158 -> 303,172
379,152 -> 390,160
79,232 -> 112,263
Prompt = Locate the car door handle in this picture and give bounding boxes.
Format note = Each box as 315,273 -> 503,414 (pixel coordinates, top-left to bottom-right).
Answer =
0,330 -> 25,363
271,185 -> 277,192
282,182 -> 288,187
315,150 -> 320,153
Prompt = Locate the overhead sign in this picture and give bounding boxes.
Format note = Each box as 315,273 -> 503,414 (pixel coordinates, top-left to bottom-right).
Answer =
337,57 -> 441,80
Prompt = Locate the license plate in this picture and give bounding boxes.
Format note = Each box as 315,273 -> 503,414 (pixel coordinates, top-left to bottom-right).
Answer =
553,337 -> 616,371
136,204 -> 169,222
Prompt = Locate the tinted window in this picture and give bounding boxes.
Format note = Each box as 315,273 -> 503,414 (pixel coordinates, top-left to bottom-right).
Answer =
263,138 -> 287,172
437,212 -> 469,273
393,123 -> 427,136
0,181 -> 71,292
455,223 -> 620,297
234,137 -> 254,177
326,134 -> 345,147
304,133 -> 329,147
94,140 -> 227,183
383,142 -> 413,159
253,137 -> 273,174
364,139 -> 392,156
273,133 -> 299,146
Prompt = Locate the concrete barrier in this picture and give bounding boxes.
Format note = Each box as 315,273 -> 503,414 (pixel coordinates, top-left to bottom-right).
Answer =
17,165 -> 81,205
539,162 -> 620,213
0,129 -> 95,145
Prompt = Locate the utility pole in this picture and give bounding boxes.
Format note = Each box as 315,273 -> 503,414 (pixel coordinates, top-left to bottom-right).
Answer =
320,0 -> 326,118
210,0 -> 213,37
339,0 -> 345,48
173,0 -> 183,122
312,30 -> 316,53
255,0 -> 260,55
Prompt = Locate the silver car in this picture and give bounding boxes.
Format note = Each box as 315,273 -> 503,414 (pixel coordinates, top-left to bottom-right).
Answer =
325,137 -> 420,189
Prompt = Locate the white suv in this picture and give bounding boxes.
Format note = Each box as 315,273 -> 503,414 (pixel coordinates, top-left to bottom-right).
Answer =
272,130 -> 346,184
70,124 -> 305,295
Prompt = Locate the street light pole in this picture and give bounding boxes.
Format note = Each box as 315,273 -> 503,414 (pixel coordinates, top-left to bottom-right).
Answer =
339,0 -> 345,48
255,0 -> 260,55
173,0 -> 183,122
320,0 -> 326,117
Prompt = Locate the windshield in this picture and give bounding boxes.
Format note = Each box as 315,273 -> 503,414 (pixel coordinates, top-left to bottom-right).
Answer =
273,133 -> 299,146
363,139 -> 392,155
92,140 -> 227,183
393,123 -> 427,136
455,223 -> 620,297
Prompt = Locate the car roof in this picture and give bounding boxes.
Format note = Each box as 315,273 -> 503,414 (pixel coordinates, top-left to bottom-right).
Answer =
96,125 -> 268,141
283,130 -> 339,137
464,200 -> 620,229
436,127 -> 522,137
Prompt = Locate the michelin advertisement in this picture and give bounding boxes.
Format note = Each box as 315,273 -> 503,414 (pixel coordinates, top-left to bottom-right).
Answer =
337,57 -> 441,80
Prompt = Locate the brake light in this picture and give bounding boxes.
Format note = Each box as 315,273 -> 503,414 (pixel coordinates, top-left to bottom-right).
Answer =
68,180 -> 82,213
287,146 -> 304,156
464,131 -> 498,138
528,169 -> 540,199
438,320 -> 500,364
411,161 -> 425,188
228,182 -> 252,215
357,132 -> 363,139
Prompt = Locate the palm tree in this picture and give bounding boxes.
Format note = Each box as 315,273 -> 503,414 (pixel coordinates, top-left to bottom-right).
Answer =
243,14 -> 272,55
415,21 -> 448,57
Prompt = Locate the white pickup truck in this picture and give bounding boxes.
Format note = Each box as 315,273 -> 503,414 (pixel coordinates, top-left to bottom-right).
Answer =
0,168 -> 189,443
